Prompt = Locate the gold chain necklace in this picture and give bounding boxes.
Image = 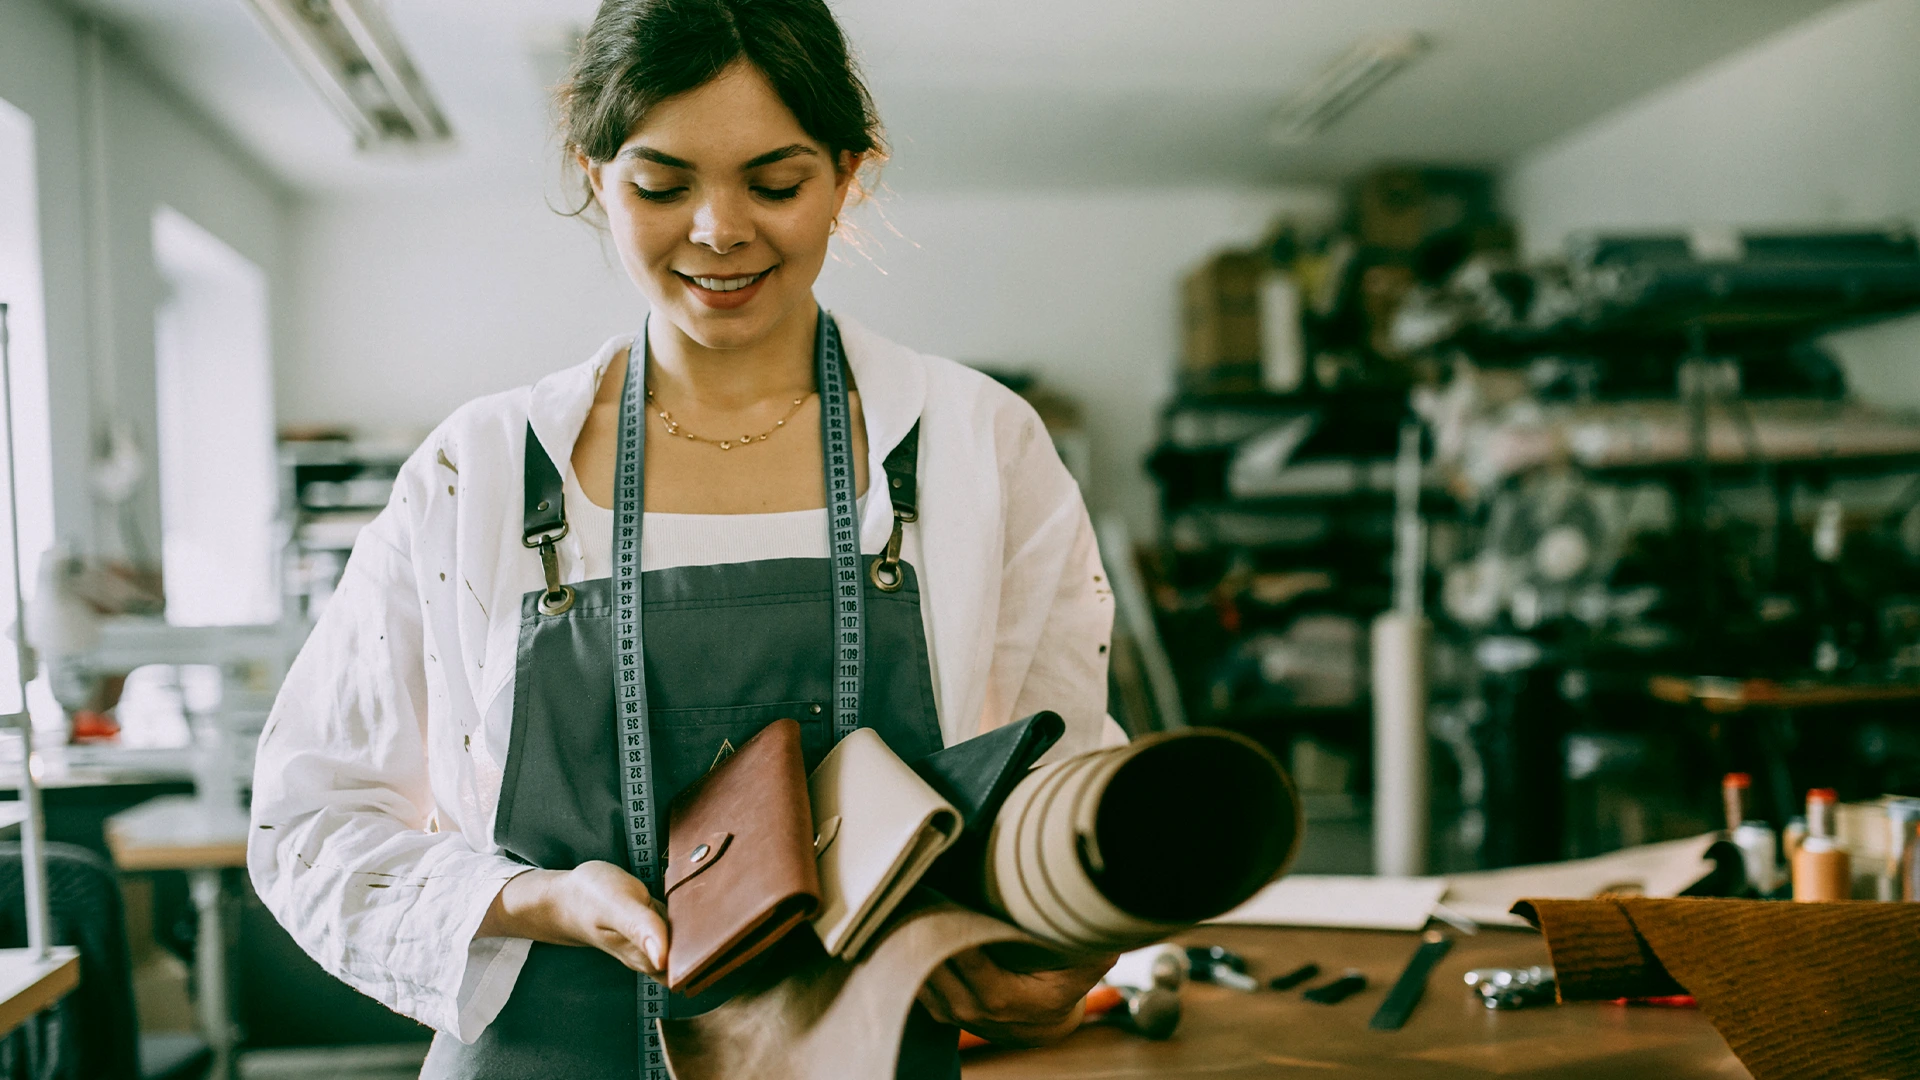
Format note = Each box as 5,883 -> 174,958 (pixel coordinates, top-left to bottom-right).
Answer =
645,388 -> 812,450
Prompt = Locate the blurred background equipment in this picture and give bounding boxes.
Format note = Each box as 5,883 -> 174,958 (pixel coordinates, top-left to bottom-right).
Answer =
1141,177 -> 1920,875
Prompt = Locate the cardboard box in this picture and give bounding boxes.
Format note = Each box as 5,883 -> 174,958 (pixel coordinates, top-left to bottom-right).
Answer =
1183,252 -> 1266,394
1352,167 -> 1497,254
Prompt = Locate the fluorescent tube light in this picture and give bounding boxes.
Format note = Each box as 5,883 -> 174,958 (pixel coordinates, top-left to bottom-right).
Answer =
241,0 -> 453,150
1269,32 -> 1429,145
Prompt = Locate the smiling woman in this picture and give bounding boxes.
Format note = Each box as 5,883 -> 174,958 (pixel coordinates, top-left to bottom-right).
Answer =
560,3 -> 888,514
246,3 -> 1118,1080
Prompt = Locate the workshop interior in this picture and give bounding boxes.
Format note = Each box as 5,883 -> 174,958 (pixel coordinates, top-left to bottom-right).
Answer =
3,0 -> 1920,1077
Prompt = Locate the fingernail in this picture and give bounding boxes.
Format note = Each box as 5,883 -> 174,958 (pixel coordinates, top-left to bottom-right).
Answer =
645,937 -> 664,969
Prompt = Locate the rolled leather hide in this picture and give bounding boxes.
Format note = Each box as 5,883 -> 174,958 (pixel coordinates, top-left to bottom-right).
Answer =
984,727 -> 1301,952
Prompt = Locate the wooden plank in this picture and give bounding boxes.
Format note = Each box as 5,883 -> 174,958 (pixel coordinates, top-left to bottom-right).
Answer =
0,948 -> 79,1039
106,795 -> 250,871
110,839 -> 250,872
1648,674 -> 1920,714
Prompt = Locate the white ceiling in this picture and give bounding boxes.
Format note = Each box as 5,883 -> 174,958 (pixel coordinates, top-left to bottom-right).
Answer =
73,0 -> 1848,194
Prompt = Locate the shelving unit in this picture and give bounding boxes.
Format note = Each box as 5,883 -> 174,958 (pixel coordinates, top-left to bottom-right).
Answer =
278,438 -> 416,620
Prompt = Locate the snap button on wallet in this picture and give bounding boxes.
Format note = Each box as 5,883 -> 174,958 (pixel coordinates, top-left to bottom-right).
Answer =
808,728 -> 962,959
664,717 -> 821,997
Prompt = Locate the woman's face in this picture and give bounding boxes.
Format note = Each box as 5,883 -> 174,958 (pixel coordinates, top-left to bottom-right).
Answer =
589,61 -> 857,353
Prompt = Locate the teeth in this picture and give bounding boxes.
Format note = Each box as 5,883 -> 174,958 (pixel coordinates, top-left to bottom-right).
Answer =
691,272 -> 763,292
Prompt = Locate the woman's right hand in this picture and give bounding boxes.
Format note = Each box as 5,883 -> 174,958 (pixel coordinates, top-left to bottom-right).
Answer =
478,861 -> 670,977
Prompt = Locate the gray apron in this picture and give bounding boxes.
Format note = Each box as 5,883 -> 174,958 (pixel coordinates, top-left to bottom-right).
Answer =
424,314 -> 957,1079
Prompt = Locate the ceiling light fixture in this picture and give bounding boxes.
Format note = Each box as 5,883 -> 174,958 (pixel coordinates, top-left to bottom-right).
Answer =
1269,32 -> 1430,145
240,0 -> 453,150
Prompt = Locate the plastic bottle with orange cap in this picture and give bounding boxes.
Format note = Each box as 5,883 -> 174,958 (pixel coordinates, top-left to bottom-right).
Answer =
1791,787 -> 1851,902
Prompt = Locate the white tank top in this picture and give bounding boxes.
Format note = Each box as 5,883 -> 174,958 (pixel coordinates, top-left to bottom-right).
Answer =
562,467 -> 856,577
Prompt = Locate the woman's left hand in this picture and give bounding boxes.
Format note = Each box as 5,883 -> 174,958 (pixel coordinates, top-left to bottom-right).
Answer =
916,946 -> 1118,1047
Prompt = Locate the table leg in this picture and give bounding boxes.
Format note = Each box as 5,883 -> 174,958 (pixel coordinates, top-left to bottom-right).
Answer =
190,868 -> 236,1080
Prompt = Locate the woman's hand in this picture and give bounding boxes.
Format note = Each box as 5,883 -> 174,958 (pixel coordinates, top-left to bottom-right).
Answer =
478,861 -> 670,977
916,945 -> 1117,1048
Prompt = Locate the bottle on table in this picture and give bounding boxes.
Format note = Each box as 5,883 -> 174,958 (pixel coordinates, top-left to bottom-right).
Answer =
1885,800 -> 1920,901
1721,772 -> 1779,895
1791,788 -> 1850,902
1783,816 -> 1808,863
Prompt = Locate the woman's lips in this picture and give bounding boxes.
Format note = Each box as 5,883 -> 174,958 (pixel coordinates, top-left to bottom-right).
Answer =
678,268 -> 772,310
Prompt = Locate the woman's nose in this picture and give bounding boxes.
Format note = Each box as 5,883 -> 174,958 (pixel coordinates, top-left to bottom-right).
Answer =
688,191 -> 754,254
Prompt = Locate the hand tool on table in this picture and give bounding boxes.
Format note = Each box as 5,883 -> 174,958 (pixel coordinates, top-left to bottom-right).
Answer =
1302,971 -> 1368,1004
1369,929 -> 1452,1030
1268,963 -> 1320,991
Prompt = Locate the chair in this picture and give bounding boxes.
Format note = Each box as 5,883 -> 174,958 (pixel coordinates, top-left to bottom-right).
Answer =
0,841 -> 212,1080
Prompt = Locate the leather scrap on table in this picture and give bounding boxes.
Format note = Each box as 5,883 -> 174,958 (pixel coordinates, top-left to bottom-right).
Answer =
661,894 -> 1038,1080
1513,896 -> 1920,1080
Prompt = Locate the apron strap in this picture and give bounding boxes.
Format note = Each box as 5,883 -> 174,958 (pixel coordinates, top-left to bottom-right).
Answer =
869,421 -> 921,592
522,423 -> 574,615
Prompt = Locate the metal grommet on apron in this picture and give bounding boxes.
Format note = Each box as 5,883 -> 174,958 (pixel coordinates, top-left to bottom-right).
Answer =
424,311 -> 954,1080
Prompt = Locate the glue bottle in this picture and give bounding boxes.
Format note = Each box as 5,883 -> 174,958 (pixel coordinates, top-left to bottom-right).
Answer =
1791,788 -> 1850,902
1721,773 -> 1780,895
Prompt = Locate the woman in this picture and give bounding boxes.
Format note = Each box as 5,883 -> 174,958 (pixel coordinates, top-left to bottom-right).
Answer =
248,0 -> 1117,1077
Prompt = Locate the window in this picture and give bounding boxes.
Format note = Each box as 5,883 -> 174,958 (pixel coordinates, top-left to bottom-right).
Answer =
152,206 -> 279,626
0,97 -> 58,725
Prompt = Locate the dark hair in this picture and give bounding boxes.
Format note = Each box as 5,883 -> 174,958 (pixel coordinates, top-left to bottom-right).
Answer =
560,0 -> 886,216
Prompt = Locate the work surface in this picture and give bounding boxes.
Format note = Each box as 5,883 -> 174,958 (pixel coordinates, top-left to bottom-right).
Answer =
964,926 -> 1747,1079
0,948 -> 81,1039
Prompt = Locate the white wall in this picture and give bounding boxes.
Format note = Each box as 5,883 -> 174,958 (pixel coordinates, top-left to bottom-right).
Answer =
282,183 -> 1334,533
1504,0 -> 1920,403
817,189 -> 1334,532
0,0 -> 290,560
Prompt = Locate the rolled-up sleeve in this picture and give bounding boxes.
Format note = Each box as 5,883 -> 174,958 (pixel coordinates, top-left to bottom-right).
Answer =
247,495 -> 530,1041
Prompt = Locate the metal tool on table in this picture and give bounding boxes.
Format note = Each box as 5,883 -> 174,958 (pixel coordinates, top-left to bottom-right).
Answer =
1090,984 -> 1182,1040
1368,929 -> 1453,1030
1466,965 -> 1558,1010
1185,945 -> 1258,992
1105,942 -> 1188,992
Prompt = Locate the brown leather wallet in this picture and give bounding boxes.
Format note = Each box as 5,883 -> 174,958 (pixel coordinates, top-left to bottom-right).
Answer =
663,717 -> 821,997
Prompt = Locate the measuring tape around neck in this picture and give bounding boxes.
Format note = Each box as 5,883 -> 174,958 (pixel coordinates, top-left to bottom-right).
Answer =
815,315 -> 866,745
611,310 -> 863,1078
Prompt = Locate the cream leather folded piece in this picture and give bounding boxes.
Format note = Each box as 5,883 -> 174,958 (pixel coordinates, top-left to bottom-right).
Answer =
808,728 -> 963,959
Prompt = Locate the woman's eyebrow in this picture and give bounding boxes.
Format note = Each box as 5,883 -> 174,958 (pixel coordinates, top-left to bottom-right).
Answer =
614,144 -> 816,171
619,146 -> 694,168
741,144 -> 817,169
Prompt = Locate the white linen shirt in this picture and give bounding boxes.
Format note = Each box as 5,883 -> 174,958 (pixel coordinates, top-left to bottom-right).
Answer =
247,315 -> 1116,1042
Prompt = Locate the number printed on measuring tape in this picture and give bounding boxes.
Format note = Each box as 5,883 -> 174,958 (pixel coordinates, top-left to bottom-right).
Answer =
613,329 -> 669,1080
817,318 -> 864,745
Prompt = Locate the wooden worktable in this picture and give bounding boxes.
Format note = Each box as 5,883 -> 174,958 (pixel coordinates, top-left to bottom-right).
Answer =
105,794 -> 249,871
0,948 -> 80,1039
964,926 -> 1746,1079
